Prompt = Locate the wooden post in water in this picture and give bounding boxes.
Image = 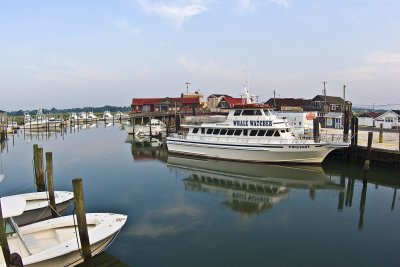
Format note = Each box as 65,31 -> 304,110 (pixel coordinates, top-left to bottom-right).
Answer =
72,178 -> 93,266
358,180 -> 367,231
0,197 -> 11,267
379,123 -> 383,143
166,117 -> 170,136
45,152 -> 57,218
149,117 -> 152,137
313,118 -> 319,142
391,188 -> 397,211
363,132 -> 373,181
350,117 -> 356,164
35,147 -> 46,192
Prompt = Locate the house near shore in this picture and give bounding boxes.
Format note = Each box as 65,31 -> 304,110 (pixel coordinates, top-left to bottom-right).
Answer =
207,94 -> 232,112
357,112 -> 381,127
131,95 -> 202,115
265,95 -> 352,129
310,95 -> 352,129
374,110 -> 400,129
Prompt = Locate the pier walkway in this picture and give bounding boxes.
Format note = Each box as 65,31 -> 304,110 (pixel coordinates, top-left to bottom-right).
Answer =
322,127 -> 400,151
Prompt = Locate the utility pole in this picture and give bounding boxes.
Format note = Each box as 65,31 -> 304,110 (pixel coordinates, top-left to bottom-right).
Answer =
322,81 -> 327,127
273,90 -> 276,109
185,82 -> 191,93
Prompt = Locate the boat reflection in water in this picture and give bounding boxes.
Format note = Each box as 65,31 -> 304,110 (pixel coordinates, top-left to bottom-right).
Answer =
167,156 -> 343,214
125,135 -> 168,162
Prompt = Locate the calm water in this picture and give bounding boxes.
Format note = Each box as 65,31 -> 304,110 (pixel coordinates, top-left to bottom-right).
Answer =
1,124 -> 399,267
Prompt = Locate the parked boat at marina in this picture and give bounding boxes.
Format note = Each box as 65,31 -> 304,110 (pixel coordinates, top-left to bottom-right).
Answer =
114,111 -> 130,120
22,108 -> 62,129
125,119 -> 167,137
167,87 -> 350,164
0,195 -> 127,267
3,191 -> 74,226
101,110 -> 114,122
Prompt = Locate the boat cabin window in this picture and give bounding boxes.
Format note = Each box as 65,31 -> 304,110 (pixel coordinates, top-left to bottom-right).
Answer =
243,129 -> 248,136
250,130 -> 258,136
234,130 -> 242,136
266,130 -> 274,136
258,130 -> 266,136
274,131 -> 280,137
227,129 -> 235,135
192,128 -> 199,134
242,110 -> 256,116
213,129 -> 220,135
254,110 -> 262,115
201,128 -> 205,134
4,219 -> 16,235
234,110 -> 242,116
264,109 -> 274,116
206,129 -> 213,134
220,129 -> 227,135
280,130 -> 285,133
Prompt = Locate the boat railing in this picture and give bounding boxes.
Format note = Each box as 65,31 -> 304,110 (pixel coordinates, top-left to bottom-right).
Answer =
169,133 -> 351,145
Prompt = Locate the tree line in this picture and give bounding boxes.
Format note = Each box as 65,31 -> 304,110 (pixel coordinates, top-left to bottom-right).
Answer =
7,105 -> 130,117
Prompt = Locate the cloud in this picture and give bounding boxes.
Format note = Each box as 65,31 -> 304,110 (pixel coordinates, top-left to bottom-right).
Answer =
114,18 -> 143,37
340,51 -> 400,79
235,0 -> 256,13
269,0 -> 291,9
19,60 -> 123,84
126,199 -> 204,238
178,55 -> 239,79
136,0 -> 207,28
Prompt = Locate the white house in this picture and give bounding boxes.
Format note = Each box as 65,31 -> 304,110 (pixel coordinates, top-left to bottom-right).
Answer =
357,112 -> 381,127
374,110 -> 400,129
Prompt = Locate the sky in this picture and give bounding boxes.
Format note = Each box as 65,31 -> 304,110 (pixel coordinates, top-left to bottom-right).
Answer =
1,0 -> 399,111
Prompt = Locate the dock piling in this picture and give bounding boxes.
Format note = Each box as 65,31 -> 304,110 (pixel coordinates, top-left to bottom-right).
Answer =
45,152 -> 58,218
363,132 -> 373,181
72,178 -> 93,266
33,145 -> 46,192
379,123 -> 383,143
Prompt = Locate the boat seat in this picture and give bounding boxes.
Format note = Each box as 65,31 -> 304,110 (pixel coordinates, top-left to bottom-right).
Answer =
23,235 -> 42,254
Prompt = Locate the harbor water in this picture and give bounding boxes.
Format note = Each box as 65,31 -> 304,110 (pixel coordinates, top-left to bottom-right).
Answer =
0,123 -> 399,267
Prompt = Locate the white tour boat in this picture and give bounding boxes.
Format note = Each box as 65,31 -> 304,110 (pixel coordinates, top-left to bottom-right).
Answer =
0,196 -> 127,267
167,87 -> 349,164
3,191 -> 74,226
125,119 -> 167,137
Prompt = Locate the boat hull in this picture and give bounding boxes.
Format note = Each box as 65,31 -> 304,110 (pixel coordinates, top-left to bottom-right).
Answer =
22,232 -> 119,267
167,138 -> 343,164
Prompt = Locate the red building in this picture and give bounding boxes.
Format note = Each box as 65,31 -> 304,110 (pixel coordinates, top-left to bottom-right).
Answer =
131,97 -> 202,114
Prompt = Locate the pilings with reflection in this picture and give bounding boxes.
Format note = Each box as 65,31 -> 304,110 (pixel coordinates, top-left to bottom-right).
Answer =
358,181 -> 368,230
